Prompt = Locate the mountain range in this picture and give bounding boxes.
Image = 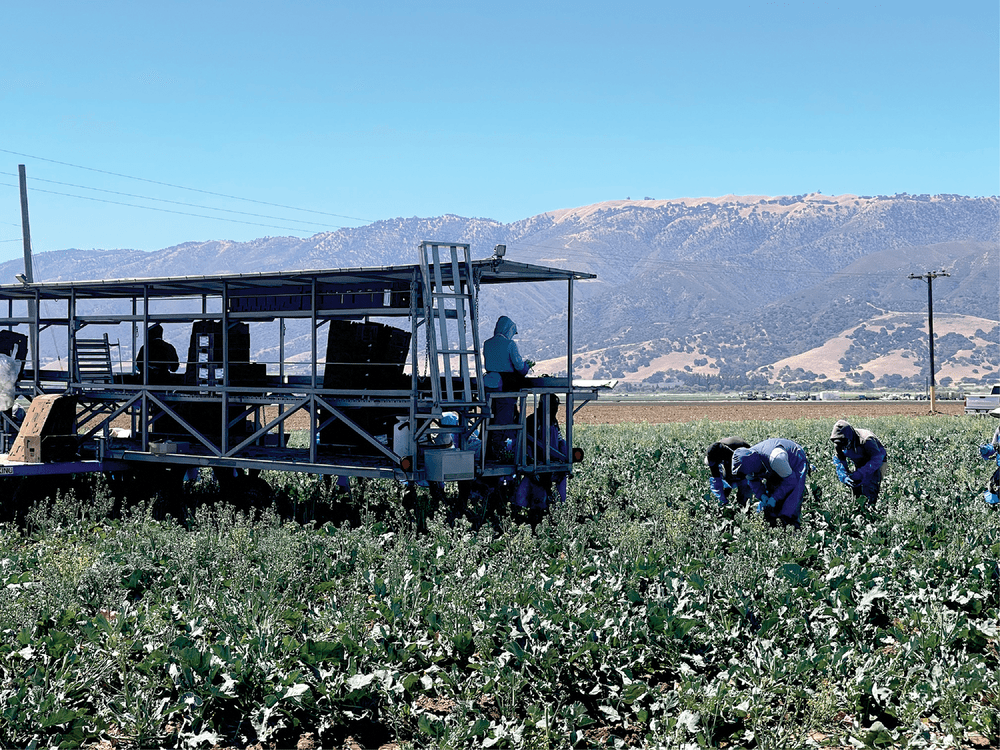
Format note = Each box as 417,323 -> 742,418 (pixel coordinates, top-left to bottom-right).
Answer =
6,192 -> 998,391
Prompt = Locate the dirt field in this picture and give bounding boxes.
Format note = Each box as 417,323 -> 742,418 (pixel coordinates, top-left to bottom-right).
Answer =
569,398 -> 966,425
260,398 -> 965,433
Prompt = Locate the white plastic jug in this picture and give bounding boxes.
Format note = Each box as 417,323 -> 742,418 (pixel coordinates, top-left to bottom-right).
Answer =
393,417 -> 411,456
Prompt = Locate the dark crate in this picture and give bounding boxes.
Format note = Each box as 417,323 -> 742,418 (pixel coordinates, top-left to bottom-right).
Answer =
186,321 -> 250,365
323,322 -> 410,390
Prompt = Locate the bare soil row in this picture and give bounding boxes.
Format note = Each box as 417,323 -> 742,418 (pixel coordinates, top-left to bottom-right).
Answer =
569,398 -> 965,425
261,399 -> 966,433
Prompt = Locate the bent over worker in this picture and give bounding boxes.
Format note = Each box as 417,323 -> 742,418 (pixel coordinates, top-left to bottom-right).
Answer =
732,438 -> 809,528
706,436 -> 751,506
830,419 -> 887,507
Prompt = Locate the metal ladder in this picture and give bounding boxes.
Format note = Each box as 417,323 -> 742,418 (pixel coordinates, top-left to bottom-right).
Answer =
417,241 -> 486,447
73,334 -> 115,384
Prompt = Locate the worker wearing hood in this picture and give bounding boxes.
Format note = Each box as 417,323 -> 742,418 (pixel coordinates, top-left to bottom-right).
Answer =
732,437 -> 809,528
483,316 -> 534,460
483,316 -> 534,384
706,436 -> 751,506
136,323 -> 180,384
515,393 -> 569,515
830,420 -> 887,507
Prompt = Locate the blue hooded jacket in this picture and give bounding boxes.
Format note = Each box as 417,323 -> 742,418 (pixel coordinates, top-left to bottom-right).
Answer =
483,316 -> 530,375
732,437 -> 809,520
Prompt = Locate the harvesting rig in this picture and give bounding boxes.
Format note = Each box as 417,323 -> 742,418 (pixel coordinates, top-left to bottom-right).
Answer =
0,242 -> 605,505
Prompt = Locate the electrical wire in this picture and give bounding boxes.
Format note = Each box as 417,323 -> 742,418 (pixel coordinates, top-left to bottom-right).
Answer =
0,171 -> 345,229
0,148 -> 370,222
0,181 -> 324,235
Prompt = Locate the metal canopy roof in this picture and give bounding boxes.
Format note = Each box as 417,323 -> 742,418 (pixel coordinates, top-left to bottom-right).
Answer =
0,258 -> 595,301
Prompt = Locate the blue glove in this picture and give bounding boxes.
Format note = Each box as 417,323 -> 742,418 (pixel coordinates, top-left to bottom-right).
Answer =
756,494 -> 776,514
845,473 -> 858,489
709,476 -> 728,506
980,444 -> 996,461
833,458 -> 850,484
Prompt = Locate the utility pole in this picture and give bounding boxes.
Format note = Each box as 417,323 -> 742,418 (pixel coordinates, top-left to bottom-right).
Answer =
908,270 -> 950,412
18,165 -> 37,369
17,166 -> 33,284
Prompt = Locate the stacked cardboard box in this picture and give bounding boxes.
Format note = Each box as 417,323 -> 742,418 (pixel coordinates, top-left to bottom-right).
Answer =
320,322 -> 411,449
184,321 -> 253,387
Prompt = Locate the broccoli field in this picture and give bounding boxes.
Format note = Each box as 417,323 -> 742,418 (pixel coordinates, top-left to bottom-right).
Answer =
0,415 -> 998,749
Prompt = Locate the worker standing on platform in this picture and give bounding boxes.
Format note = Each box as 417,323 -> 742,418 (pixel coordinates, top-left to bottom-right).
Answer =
137,323 -> 179,385
482,316 -> 534,459
515,393 -> 569,514
483,316 -> 534,385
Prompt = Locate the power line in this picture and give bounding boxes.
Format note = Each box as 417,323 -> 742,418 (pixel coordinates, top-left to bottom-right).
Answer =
0,181 -> 325,235
0,147 -> 372,222
0,171 -> 343,229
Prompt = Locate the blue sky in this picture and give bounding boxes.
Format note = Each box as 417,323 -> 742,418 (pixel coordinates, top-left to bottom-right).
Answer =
1,1 -> 997,262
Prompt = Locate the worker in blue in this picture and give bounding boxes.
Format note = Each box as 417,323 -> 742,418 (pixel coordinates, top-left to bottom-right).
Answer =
977,408 -> 1000,505
731,438 -> 810,528
830,420 -> 888,507
483,315 -> 534,384
515,393 -> 569,513
706,437 -> 751,506
482,316 -> 534,460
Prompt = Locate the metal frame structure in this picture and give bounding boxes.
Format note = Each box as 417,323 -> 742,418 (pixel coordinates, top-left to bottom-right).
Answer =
0,243 -> 602,485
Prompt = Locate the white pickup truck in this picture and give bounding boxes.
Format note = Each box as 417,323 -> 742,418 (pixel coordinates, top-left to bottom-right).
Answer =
965,385 -> 1000,414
